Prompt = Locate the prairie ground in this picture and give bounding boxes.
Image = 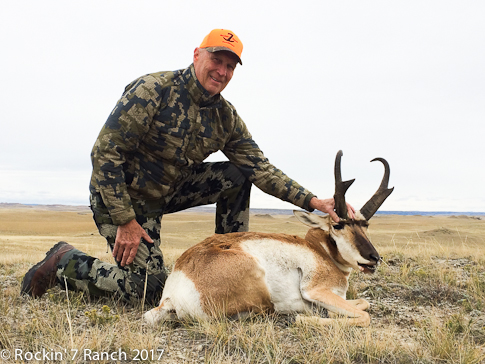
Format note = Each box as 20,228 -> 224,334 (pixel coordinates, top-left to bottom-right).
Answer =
1,205 -> 484,363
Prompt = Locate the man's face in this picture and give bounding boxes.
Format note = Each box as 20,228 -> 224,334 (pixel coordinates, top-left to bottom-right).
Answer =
193,48 -> 238,96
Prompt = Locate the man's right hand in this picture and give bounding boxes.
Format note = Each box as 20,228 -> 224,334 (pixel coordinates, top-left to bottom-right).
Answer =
113,219 -> 153,267
309,197 -> 355,223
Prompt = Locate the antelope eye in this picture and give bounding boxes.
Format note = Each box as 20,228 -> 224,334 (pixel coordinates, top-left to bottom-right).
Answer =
333,224 -> 344,230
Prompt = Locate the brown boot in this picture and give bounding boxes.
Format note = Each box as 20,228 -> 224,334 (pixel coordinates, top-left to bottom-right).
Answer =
21,241 -> 75,298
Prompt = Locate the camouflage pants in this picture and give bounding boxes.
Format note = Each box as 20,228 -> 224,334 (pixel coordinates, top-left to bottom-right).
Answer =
56,162 -> 251,304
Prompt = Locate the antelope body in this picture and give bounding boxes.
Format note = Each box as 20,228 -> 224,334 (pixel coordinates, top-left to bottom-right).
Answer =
144,151 -> 393,327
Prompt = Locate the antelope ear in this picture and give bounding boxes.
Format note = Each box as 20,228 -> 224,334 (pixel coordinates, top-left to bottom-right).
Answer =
293,211 -> 330,231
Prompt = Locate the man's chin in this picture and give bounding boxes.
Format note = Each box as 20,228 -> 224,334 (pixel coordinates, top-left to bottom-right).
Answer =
205,80 -> 226,95
206,86 -> 223,96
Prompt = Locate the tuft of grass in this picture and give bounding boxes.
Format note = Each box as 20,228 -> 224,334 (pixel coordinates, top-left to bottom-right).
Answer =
418,315 -> 485,364
85,305 -> 120,326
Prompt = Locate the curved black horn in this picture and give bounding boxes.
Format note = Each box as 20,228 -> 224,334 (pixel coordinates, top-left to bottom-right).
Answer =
334,150 -> 355,219
360,157 -> 394,220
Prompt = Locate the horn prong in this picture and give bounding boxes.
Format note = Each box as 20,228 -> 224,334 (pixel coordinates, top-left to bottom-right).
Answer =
360,157 -> 394,220
334,150 -> 355,219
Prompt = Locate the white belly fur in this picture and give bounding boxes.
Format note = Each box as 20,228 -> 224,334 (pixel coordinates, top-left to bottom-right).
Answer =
241,239 -> 316,313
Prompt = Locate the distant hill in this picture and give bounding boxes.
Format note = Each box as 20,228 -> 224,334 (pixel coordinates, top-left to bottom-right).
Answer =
0,203 -> 90,212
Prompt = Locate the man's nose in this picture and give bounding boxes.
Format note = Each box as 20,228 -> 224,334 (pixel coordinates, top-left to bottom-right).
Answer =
216,64 -> 227,77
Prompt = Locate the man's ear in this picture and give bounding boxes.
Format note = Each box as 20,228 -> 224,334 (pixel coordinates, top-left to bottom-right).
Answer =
193,47 -> 200,62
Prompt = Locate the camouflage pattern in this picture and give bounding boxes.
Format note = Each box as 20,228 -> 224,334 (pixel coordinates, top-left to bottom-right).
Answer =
56,161 -> 251,303
91,64 -> 315,226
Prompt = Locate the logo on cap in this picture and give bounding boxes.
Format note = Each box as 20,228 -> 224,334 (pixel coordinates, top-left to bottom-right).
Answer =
223,33 -> 235,43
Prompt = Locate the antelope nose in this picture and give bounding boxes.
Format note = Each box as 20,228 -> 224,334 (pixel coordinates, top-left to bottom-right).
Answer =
370,254 -> 380,263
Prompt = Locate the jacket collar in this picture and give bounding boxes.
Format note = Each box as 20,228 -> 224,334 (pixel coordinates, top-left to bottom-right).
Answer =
182,64 -> 222,108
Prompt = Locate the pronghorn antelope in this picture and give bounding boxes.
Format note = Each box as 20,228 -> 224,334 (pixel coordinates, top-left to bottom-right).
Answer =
144,151 -> 393,327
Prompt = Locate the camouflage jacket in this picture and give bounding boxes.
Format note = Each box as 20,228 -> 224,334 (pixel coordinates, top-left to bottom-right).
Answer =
90,64 -> 315,225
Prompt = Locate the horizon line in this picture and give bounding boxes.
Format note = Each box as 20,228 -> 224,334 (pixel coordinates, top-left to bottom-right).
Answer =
1,202 -> 484,215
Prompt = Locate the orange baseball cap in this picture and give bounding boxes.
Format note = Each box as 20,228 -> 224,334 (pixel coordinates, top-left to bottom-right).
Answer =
199,29 -> 243,65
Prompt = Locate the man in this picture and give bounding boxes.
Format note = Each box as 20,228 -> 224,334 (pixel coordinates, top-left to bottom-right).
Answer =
21,29 -> 354,304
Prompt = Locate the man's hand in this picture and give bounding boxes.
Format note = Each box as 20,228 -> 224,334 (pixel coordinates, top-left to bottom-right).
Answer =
309,197 -> 355,222
113,219 -> 153,267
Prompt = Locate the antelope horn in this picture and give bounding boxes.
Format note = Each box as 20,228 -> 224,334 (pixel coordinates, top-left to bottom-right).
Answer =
360,157 -> 394,220
334,150 -> 355,220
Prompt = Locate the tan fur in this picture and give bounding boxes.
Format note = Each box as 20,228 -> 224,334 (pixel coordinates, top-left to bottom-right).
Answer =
175,233 -> 275,316
301,228 -> 350,292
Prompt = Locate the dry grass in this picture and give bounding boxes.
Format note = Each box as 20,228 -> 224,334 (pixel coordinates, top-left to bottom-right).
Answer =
1,206 -> 484,363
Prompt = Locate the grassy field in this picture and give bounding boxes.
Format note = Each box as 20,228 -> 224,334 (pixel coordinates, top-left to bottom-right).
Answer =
1,206 -> 484,363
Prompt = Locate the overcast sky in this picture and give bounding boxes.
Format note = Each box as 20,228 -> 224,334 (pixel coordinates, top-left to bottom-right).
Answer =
1,1 -> 484,212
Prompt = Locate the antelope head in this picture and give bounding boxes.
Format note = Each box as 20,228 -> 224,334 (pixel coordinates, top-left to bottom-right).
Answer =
295,150 -> 394,274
